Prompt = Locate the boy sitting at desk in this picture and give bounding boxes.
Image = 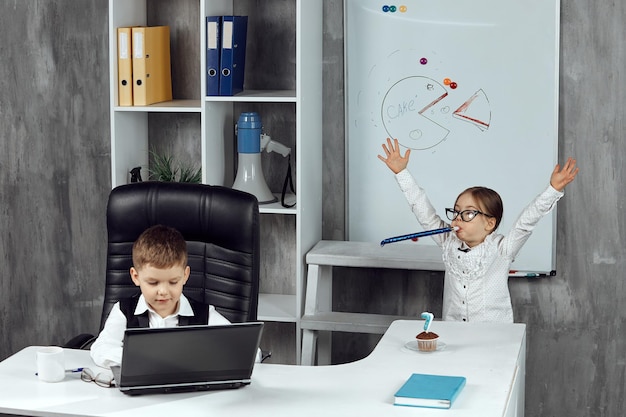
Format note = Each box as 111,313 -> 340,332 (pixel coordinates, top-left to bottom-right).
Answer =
90,224 -> 233,368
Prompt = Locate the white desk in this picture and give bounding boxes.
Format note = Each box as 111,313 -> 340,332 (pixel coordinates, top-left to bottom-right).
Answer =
0,320 -> 525,417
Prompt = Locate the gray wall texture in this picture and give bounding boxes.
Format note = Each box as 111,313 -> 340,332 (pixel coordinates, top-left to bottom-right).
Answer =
0,0 -> 110,352
0,1 -> 624,416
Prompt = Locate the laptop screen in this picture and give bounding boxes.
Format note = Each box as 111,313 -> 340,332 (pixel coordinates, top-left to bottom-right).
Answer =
120,322 -> 263,387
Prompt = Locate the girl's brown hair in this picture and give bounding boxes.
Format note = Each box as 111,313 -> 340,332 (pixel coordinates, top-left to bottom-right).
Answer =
456,187 -> 503,231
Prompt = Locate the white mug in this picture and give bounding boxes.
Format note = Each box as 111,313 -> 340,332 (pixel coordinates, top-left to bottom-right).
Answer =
37,346 -> 65,382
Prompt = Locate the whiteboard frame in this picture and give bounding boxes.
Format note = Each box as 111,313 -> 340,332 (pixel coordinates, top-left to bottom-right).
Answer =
343,0 -> 561,275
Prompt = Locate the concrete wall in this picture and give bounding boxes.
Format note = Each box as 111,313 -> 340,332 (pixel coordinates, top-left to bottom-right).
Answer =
0,0 -> 624,416
0,0 -> 110,354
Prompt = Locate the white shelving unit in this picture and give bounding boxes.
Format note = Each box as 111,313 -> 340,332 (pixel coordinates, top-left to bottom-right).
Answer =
108,0 -> 322,363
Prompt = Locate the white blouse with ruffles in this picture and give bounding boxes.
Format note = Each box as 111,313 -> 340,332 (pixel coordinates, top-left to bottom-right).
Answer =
395,169 -> 563,323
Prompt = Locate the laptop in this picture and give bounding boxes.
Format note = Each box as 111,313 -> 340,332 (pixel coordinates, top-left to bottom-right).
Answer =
110,321 -> 263,395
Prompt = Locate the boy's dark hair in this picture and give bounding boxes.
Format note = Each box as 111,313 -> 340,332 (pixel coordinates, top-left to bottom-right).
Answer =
132,225 -> 188,270
457,186 -> 504,231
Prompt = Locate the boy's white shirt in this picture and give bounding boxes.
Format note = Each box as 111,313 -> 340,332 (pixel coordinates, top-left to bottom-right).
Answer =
90,294 -> 261,368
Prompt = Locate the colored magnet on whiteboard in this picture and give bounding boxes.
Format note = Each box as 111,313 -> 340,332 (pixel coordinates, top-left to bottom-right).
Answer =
443,78 -> 451,85
399,5 -> 407,12
420,57 -> 427,65
389,5 -> 397,12
450,82 -> 458,89
382,5 -> 389,12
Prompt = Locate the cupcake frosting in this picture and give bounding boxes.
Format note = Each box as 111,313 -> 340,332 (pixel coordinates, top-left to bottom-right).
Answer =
416,331 -> 439,340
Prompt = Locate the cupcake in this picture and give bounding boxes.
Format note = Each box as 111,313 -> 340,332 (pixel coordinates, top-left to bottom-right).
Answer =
416,331 -> 439,352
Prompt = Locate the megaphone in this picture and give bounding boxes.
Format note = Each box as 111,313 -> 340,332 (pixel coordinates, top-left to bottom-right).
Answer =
233,112 -> 291,204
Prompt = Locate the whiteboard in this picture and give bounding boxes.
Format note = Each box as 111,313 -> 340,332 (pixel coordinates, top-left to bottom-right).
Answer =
345,0 -> 560,273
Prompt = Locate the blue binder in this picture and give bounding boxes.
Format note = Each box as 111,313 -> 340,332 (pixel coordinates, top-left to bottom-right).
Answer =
219,16 -> 248,96
206,16 -> 222,96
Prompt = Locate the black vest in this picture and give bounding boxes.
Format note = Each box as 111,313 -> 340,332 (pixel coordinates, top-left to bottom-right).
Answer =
119,295 -> 210,328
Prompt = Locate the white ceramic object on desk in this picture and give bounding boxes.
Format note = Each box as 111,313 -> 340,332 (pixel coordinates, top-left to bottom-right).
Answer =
36,346 -> 65,382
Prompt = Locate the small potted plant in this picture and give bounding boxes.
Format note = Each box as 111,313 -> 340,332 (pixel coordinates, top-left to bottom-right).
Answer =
148,147 -> 202,183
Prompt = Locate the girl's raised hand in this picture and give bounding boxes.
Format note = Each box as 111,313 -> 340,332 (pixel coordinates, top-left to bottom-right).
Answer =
377,138 -> 411,174
550,157 -> 579,191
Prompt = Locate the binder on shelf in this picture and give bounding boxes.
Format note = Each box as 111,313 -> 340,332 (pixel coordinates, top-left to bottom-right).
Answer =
219,16 -> 248,96
117,27 -> 133,106
132,26 -> 173,106
206,16 -> 222,96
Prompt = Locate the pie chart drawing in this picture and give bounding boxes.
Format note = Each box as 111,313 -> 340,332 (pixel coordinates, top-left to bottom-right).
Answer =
381,76 -> 449,150
452,89 -> 491,131
380,75 -> 492,151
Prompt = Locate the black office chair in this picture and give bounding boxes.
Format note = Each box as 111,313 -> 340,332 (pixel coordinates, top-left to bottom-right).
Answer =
65,181 -> 261,349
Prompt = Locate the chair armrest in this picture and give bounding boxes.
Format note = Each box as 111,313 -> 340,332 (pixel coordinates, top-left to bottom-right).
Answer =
63,333 -> 97,350
260,349 -> 272,363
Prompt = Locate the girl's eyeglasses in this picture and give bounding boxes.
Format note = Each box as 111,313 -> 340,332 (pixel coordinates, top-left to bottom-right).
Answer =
445,208 -> 494,222
80,368 -> 114,388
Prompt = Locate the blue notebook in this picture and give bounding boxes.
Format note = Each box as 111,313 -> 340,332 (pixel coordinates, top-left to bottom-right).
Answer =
394,373 -> 466,409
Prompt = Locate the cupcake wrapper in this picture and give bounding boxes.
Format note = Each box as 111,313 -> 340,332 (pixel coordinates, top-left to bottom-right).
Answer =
417,339 -> 439,352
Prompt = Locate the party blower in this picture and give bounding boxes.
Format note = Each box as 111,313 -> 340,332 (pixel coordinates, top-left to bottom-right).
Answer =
233,112 -> 291,204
